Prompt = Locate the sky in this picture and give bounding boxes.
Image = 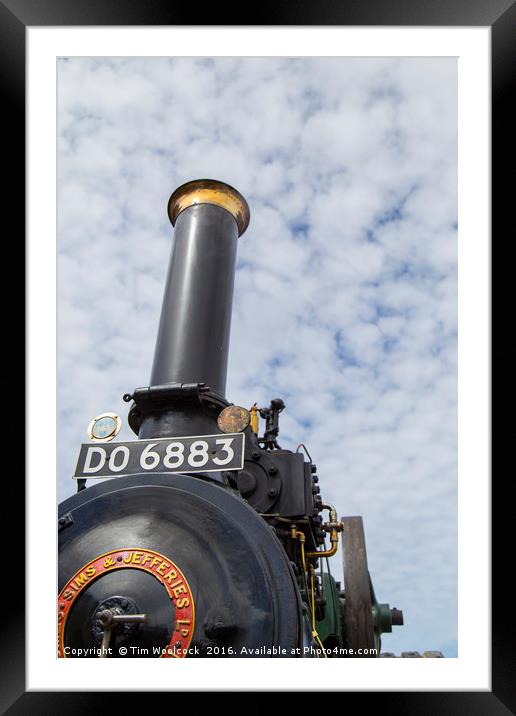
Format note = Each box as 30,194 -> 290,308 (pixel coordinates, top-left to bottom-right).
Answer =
57,57 -> 457,657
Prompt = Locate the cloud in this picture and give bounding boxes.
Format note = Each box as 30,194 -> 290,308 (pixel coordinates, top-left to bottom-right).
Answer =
58,56 -> 457,656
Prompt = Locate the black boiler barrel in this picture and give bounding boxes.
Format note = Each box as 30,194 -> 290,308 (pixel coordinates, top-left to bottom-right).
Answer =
150,179 -> 250,397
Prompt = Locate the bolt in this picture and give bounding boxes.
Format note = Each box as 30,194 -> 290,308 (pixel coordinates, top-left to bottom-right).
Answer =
391,608 -> 404,626
268,465 -> 278,475
268,488 -> 278,498
251,450 -> 260,460
58,517 -> 66,526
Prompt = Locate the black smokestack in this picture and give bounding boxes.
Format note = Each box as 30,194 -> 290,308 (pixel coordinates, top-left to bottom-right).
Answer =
151,179 -> 249,394
128,179 -> 250,440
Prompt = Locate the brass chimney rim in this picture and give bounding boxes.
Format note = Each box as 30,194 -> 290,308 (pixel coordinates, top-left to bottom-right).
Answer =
167,179 -> 250,237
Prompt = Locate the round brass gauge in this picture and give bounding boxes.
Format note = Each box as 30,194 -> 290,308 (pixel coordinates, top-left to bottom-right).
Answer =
217,405 -> 251,434
87,413 -> 122,442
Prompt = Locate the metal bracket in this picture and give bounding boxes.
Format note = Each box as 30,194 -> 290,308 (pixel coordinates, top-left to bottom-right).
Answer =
124,383 -> 230,435
123,382 -> 211,406
58,512 -> 74,532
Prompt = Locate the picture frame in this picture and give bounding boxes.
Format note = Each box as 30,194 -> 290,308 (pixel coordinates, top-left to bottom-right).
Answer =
3,0 -> 509,709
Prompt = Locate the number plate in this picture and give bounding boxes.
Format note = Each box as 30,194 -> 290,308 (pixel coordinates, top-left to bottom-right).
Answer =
73,433 -> 245,479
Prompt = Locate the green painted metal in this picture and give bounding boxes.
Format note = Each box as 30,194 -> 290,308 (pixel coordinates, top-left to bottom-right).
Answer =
315,573 -> 343,645
372,602 -> 393,634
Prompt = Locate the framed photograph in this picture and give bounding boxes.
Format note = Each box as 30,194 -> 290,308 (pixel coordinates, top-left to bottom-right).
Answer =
4,0 -> 508,709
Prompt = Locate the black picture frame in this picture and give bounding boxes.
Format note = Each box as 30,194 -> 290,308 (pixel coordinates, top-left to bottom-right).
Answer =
3,0 -> 509,711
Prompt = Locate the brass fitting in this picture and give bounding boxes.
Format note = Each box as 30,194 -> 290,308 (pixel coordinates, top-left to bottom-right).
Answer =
290,525 -> 307,572
168,179 -> 250,237
306,503 -> 342,559
250,404 -> 259,434
290,524 -> 305,543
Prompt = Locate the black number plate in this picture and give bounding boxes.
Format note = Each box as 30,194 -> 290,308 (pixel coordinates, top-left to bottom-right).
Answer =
73,433 -> 245,479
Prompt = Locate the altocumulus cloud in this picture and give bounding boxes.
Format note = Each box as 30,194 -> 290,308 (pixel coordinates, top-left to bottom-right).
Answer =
58,57 -> 457,656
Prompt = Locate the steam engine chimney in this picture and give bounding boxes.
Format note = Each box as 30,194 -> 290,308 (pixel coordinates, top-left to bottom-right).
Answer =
126,179 -> 249,442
